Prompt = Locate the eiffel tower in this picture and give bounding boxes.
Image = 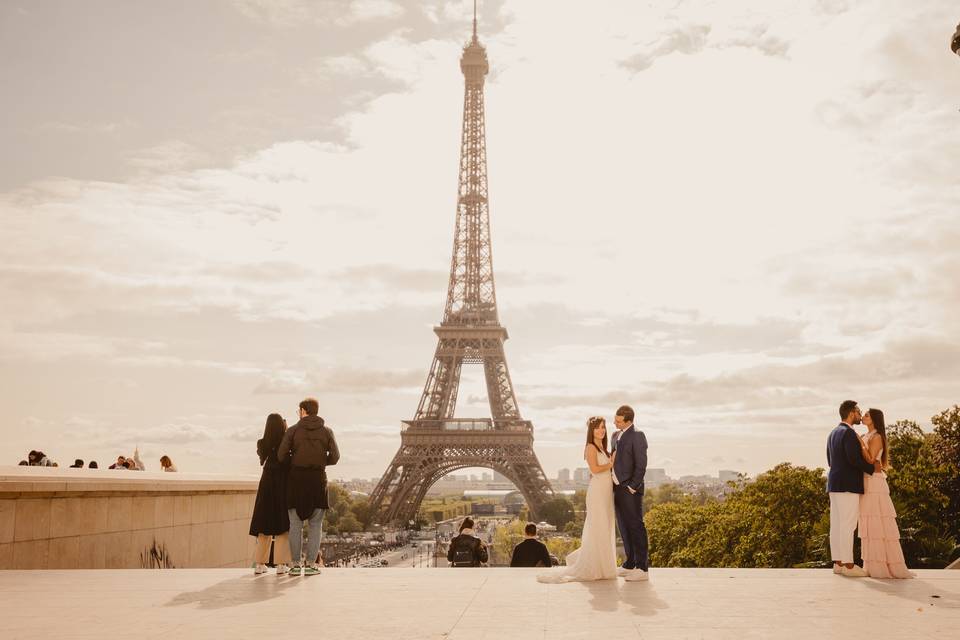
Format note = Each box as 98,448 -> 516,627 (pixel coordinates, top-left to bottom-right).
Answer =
369,8 -> 554,525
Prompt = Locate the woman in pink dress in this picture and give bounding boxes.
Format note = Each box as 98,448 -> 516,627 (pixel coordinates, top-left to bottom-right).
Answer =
856,408 -> 915,579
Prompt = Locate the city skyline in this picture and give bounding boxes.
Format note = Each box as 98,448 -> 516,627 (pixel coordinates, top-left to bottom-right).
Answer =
2,1 -> 959,482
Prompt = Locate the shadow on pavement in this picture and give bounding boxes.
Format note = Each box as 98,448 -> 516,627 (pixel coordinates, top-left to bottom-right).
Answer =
164,573 -> 307,610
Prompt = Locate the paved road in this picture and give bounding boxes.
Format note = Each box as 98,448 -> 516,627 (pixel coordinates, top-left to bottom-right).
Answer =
369,541 -> 438,568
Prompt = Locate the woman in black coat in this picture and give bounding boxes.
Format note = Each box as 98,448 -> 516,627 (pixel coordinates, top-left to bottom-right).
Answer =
249,413 -> 291,574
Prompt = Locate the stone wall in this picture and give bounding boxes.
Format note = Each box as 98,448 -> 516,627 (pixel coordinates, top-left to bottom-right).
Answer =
0,468 -> 259,570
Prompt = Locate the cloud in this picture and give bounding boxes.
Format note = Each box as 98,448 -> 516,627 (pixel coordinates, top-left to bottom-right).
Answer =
336,0 -> 405,27
127,140 -> 214,173
621,24 -> 712,72
334,264 -> 446,292
254,367 -> 423,395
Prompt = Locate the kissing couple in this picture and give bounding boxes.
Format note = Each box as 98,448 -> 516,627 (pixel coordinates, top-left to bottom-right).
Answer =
538,405 -> 649,583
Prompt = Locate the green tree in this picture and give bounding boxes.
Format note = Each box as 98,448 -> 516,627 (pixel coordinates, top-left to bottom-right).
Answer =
647,464 -> 827,568
930,405 -> 960,544
539,497 -> 575,529
886,419 -> 954,567
350,497 -> 373,530
491,519 -> 526,565
563,490 -> 587,536
643,483 -> 686,514
646,499 -> 719,567
721,463 -> 827,567
338,512 -> 363,534
545,536 -> 581,564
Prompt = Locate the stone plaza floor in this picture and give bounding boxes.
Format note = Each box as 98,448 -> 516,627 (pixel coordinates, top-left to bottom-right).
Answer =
0,568 -> 956,639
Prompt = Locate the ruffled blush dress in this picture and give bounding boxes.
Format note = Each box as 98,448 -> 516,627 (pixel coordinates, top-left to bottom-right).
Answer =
858,433 -> 915,579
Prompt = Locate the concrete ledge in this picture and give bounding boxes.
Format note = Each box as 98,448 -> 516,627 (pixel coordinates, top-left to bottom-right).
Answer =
0,467 -> 259,497
0,467 -> 258,569
0,568 -> 956,639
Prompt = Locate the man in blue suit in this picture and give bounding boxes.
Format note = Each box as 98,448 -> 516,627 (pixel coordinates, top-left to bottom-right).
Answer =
827,399 -> 882,577
611,404 -> 649,581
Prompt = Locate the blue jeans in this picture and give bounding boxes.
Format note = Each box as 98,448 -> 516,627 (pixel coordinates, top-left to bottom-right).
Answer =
288,508 -> 325,566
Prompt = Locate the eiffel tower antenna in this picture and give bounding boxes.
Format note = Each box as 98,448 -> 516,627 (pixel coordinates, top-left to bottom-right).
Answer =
473,0 -> 477,40
369,9 -> 553,525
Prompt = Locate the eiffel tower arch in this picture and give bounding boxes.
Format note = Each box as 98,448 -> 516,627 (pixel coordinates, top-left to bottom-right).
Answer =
369,10 -> 554,525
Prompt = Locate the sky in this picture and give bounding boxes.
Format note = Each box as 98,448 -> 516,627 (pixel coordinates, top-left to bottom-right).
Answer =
1,0 -> 958,482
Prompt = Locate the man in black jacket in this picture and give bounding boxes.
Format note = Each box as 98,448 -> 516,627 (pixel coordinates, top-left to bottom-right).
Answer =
278,397 -> 340,575
510,523 -> 552,567
827,400 -> 882,577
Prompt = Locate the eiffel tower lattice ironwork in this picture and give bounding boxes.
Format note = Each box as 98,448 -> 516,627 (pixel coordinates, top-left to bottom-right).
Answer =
369,13 -> 554,525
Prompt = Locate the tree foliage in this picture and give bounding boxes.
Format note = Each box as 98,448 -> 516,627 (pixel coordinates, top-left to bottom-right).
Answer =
540,496 -> 575,529
886,418 -> 955,567
491,519 -> 526,565
545,536 -> 581,564
323,483 -> 374,535
930,405 -> 960,545
646,464 -> 827,568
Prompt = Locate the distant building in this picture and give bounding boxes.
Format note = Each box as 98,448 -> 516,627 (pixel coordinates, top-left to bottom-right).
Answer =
482,472 -> 492,481
719,470 -> 742,484
573,468 -> 590,483
679,474 -> 717,485
493,470 -> 508,483
557,468 -> 571,483
645,468 -> 668,486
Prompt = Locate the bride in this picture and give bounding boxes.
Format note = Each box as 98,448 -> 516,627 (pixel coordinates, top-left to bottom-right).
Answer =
538,416 -> 617,582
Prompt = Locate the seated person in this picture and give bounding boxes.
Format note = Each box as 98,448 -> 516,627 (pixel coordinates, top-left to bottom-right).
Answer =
510,523 -> 552,567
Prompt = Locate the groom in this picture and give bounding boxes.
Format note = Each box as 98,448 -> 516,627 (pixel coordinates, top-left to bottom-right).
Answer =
611,404 -> 649,581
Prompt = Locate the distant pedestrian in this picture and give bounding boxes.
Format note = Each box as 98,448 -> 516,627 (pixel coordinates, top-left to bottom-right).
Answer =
510,523 -> 552,567
27,450 -> 54,466
70,459 -> 84,468
109,456 -> 127,470
447,517 -> 488,567
278,398 -> 340,576
88,461 -> 98,469
160,455 -> 177,472
250,414 -> 292,575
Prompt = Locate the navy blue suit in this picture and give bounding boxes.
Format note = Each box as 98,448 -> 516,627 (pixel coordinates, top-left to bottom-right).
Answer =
826,423 -> 874,493
612,425 -> 649,571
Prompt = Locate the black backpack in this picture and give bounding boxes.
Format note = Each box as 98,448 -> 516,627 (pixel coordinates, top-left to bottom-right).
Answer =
450,535 -> 482,567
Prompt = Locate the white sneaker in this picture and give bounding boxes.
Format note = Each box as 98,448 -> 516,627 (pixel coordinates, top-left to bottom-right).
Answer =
832,564 -> 842,575
254,563 -> 267,574
276,564 -> 290,575
624,569 -> 649,582
616,567 -> 630,577
840,565 -> 868,577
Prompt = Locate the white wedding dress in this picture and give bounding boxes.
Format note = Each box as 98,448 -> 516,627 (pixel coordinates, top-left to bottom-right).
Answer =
538,448 -> 617,582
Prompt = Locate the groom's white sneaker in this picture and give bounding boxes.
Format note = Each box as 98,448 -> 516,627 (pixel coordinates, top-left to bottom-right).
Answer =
839,564 -> 868,577
617,566 -> 630,577
624,569 -> 649,582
